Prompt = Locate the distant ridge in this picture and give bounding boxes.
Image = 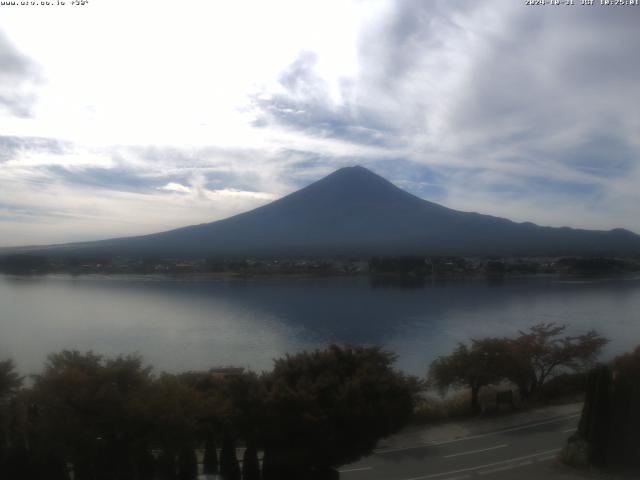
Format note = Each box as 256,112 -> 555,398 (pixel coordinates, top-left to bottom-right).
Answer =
8,166 -> 640,258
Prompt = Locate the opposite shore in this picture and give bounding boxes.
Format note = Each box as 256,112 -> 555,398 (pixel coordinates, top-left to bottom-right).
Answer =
1,254 -> 639,278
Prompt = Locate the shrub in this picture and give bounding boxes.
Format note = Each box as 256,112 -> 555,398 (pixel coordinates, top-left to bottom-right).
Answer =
537,372 -> 588,402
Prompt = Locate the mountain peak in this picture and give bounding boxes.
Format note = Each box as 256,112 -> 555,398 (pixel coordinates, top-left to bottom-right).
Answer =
293,165 -> 404,203
330,165 -> 379,179
336,165 -> 370,172
316,165 -> 396,189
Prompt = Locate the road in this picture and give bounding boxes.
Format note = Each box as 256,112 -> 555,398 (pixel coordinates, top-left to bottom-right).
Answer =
339,412 -> 588,480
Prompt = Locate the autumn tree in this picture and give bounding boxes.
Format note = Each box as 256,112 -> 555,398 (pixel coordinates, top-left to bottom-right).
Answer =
508,323 -> 608,399
430,324 -> 608,410
429,338 -> 512,413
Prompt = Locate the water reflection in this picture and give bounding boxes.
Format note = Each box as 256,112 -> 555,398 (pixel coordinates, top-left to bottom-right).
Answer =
1,274 -> 639,376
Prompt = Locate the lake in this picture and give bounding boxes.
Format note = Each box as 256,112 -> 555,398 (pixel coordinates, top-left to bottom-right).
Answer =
1,274 -> 639,376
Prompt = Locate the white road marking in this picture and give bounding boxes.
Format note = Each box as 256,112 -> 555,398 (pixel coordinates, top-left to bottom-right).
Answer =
536,455 -> 557,462
562,428 -> 577,433
443,444 -> 508,459
479,460 -> 533,475
399,448 -> 561,480
376,414 -> 579,454
479,464 -> 519,475
339,466 -> 373,473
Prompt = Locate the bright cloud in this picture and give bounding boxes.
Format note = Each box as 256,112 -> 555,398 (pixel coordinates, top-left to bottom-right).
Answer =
159,183 -> 191,194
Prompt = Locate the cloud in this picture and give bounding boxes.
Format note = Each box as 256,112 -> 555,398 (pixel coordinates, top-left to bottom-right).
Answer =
210,188 -> 277,201
444,5 -> 640,152
160,182 -> 191,194
46,165 -> 172,193
251,51 -> 392,146
0,135 -> 65,163
0,31 -> 40,118
7,151 -> 113,169
427,4 -> 640,228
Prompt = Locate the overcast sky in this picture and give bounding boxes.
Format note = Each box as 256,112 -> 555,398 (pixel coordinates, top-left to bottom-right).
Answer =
0,0 -> 639,247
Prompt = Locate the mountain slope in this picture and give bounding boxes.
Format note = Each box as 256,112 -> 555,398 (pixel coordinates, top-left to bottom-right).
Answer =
13,166 -> 640,258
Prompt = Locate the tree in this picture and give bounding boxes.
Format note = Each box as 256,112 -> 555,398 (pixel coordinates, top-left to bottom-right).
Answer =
429,338 -> 511,413
0,360 -> 22,400
0,359 -> 23,475
144,373 -> 205,455
262,345 -> 419,477
177,446 -> 198,480
214,372 -> 266,448
509,323 -> 608,399
0,254 -> 49,274
156,450 -> 177,480
136,448 -> 156,480
261,448 -> 290,480
202,435 -> 219,475
569,365 -> 613,468
564,346 -> 640,470
242,443 -> 260,480
220,429 -> 241,480
30,350 -> 155,480
609,346 -> 640,468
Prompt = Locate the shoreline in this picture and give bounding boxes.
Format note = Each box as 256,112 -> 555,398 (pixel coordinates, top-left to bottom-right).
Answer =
1,270 -> 640,284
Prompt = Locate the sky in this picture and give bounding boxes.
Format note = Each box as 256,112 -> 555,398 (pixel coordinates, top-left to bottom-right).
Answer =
0,0 -> 639,247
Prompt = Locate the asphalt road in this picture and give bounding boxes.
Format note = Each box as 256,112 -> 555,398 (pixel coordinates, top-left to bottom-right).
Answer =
339,413 -> 585,480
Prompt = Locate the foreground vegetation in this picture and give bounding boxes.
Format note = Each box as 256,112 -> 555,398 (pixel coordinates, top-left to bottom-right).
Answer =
0,346 -> 419,480
1,323 -> 636,478
563,346 -> 640,473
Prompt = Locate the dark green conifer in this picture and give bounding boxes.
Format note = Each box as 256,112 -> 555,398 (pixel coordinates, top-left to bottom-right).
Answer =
583,366 -> 612,467
177,446 -> 198,480
203,435 -> 219,475
242,443 -> 260,480
220,430 -> 241,480
157,450 -> 177,480
136,449 -> 156,480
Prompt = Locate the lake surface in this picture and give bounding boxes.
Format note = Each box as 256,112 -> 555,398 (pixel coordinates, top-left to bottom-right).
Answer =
1,274 -> 639,376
